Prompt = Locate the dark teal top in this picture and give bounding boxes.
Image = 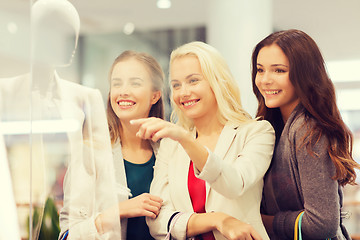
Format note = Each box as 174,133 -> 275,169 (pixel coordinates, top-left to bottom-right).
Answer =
124,153 -> 155,240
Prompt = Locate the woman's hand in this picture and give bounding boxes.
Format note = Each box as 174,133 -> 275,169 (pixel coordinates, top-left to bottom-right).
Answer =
187,212 -> 262,240
131,117 -> 209,172
216,213 -> 262,240
95,193 -> 162,234
130,117 -> 190,143
118,193 -> 163,219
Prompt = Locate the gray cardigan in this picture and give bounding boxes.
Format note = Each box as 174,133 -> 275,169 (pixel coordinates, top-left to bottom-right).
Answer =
261,105 -> 350,240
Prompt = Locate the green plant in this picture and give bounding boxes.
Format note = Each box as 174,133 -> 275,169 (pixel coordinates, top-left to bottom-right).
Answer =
29,197 -> 60,240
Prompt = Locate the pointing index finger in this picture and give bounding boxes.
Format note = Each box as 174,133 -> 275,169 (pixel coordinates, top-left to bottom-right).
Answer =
130,118 -> 148,125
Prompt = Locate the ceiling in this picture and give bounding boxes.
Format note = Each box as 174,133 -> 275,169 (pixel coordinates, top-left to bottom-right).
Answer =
1,0 -> 360,62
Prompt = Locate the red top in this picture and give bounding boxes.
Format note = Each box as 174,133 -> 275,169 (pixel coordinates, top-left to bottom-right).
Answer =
188,161 -> 216,240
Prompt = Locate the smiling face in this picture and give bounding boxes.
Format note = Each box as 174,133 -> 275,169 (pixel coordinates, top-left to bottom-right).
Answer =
170,55 -> 218,123
255,44 -> 300,121
110,58 -> 160,123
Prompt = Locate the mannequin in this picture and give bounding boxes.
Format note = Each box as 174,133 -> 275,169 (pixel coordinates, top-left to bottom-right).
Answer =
0,0 -> 121,239
31,0 -> 79,95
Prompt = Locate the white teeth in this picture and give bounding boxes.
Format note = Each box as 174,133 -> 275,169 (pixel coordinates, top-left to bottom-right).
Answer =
183,101 -> 197,107
118,101 -> 134,106
265,90 -> 280,94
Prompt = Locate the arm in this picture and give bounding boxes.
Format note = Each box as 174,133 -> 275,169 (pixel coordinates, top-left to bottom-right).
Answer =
131,117 -> 209,171
196,121 -> 275,198
94,192 -> 162,233
272,126 -> 340,239
187,212 -> 263,240
146,139 -> 264,240
131,118 -> 275,198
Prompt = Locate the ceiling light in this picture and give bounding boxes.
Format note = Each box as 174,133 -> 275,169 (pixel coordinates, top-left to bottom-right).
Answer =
157,0 -> 171,9
123,22 -> 135,35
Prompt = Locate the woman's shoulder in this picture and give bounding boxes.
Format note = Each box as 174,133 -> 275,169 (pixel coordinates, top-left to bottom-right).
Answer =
287,112 -> 330,150
288,111 -> 317,136
233,119 -> 275,135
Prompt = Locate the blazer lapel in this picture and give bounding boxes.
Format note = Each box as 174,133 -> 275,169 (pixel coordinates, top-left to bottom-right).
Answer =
213,124 -> 238,161
206,124 -> 237,201
171,141 -> 195,212
112,141 -> 130,199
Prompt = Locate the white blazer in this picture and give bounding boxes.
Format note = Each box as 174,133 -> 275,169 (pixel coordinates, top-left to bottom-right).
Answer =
147,120 -> 275,240
0,72 -> 121,240
56,74 -> 122,240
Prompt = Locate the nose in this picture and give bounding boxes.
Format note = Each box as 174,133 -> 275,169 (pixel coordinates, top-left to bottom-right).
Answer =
179,84 -> 190,97
118,83 -> 130,96
259,71 -> 273,85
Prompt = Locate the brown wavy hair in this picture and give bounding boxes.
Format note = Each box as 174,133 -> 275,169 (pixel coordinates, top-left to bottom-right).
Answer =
251,29 -> 359,186
106,51 -> 165,144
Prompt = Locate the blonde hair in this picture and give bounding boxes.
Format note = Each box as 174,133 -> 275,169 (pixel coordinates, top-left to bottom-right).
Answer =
169,41 -> 252,130
107,51 -> 165,144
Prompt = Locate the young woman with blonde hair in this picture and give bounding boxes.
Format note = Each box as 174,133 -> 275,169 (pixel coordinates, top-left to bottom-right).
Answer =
132,41 -> 275,240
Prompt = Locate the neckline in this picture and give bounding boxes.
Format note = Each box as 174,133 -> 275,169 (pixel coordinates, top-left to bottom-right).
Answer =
123,152 -> 155,166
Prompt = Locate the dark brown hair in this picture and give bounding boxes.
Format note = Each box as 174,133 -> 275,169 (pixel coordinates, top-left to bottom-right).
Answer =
251,29 -> 359,186
106,50 -> 165,144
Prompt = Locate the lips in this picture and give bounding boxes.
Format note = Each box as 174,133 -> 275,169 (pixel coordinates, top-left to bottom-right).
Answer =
117,100 -> 136,108
264,90 -> 281,95
181,99 -> 199,107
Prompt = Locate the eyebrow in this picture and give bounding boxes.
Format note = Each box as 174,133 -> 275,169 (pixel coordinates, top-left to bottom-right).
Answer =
185,73 -> 202,79
257,63 -> 289,68
129,77 -> 144,82
111,77 -> 144,81
170,73 -> 202,82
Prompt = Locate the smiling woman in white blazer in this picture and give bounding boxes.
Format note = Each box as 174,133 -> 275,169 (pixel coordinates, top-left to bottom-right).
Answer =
131,41 -> 275,240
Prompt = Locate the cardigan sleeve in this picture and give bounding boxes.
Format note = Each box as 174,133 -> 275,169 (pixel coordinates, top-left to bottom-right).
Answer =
195,120 -> 275,198
146,139 -> 193,240
273,123 -> 340,239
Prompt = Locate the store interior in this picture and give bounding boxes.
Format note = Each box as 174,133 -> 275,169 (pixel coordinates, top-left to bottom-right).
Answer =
0,0 -> 359,239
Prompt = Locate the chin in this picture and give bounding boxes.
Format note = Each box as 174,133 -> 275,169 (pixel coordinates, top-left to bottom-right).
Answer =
265,104 -> 279,109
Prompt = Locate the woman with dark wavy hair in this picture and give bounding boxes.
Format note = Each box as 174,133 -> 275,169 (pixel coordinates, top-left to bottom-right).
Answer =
251,29 -> 359,239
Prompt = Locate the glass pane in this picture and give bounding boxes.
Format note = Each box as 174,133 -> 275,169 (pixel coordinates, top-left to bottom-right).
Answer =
0,0 -> 31,239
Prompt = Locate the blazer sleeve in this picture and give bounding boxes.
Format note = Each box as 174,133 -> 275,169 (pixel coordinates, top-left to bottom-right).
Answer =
273,125 -> 340,239
59,88 -> 121,240
146,139 -> 193,240
195,120 -> 275,198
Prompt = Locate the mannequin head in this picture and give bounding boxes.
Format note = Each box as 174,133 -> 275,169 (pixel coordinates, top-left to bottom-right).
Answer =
31,0 -> 80,67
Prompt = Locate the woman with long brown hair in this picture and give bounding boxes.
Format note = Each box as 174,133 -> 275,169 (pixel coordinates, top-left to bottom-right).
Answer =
103,50 -> 164,240
252,29 -> 359,239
